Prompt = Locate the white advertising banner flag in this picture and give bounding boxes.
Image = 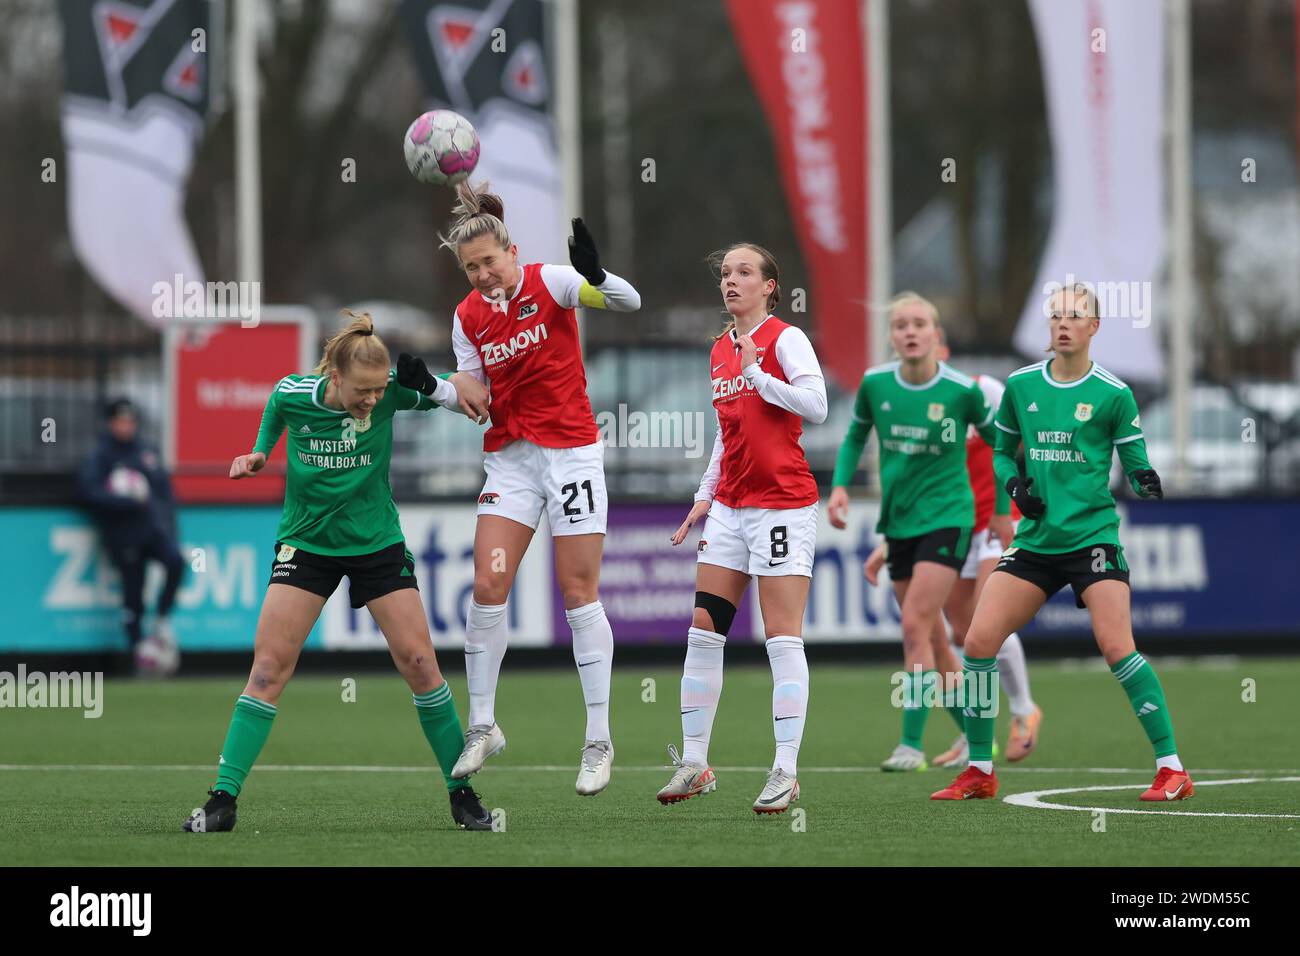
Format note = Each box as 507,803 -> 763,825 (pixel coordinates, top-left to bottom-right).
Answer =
1017,0 -> 1165,381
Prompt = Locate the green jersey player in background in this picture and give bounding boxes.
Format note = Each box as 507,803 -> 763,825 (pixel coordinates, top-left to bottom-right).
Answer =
183,311 -> 497,833
932,283 -> 1192,803
828,293 -> 1011,772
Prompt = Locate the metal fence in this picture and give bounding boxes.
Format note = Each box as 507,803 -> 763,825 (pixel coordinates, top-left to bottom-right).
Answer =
0,316 -> 162,503
3,314 -> 1298,504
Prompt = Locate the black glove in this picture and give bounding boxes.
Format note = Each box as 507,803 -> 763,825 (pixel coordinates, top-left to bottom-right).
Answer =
396,352 -> 437,396
567,217 -> 606,286
1006,475 -> 1046,519
1131,468 -> 1163,499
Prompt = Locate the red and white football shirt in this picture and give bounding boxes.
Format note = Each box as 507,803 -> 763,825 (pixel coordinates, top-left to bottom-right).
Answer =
966,373 -> 1020,530
452,263 -> 597,452
710,316 -> 821,509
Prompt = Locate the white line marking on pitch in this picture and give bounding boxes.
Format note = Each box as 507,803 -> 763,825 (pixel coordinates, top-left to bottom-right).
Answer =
2,764 -> 1300,775
1003,777 -> 1300,819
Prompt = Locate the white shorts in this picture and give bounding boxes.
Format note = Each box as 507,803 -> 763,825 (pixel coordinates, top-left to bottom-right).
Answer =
961,523 -> 1017,578
696,500 -> 818,578
477,439 -> 608,535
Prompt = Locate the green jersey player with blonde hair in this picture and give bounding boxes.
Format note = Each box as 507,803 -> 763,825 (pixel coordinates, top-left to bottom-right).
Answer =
931,284 -> 1192,803
828,292 -> 1011,772
182,311 -> 497,833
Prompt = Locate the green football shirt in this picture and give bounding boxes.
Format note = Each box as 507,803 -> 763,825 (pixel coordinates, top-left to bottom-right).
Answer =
993,359 -> 1153,553
251,370 -> 445,556
832,361 -> 1008,539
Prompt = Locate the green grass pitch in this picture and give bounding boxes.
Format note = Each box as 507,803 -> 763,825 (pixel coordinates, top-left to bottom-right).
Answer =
2,658 -> 1297,866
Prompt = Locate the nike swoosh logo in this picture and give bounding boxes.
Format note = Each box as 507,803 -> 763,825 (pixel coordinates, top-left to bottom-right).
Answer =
473,327 -> 490,340
578,660 -> 598,668
681,709 -> 699,715
758,788 -> 791,804
569,517 -> 590,523
768,560 -> 787,567
464,649 -> 485,655
1165,782 -> 1186,800
712,363 -> 726,373
774,715 -> 797,721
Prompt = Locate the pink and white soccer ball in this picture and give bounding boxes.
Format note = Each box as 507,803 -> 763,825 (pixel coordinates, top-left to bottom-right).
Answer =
404,110 -> 480,186
107,465 -> 149,502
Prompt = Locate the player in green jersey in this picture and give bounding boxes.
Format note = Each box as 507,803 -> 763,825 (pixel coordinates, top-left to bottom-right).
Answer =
932,283 -> 1192,803
182,311 -> 497,833
828,293 -> 1010,772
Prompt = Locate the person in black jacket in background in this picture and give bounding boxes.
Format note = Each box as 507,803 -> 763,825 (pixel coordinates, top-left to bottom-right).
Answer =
79,398 -> 185,674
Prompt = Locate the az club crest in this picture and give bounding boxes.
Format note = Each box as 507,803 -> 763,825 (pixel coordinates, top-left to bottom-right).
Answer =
927,403 -> 944,422
517,303 -> 538,321
1075,403 -> 1093,422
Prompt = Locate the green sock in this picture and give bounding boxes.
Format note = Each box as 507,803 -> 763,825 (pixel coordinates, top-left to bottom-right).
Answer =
942,675 -> 966,731
962,656 -> 999,763
1111,651 -> 1178,758
214,694 -> 277,797
899,670 -> 934,750
414,681 -> 470,791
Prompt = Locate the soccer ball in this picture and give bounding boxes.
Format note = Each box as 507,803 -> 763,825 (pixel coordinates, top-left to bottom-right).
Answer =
404,110 -> 480,186
107,465 -> 150,502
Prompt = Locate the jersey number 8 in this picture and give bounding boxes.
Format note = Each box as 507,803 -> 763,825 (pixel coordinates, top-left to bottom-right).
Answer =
770,526 -> 788,559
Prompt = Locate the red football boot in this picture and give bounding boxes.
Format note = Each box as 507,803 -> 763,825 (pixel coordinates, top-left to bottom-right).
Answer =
930,765 -> 999,800
1139,767 -> 1195,802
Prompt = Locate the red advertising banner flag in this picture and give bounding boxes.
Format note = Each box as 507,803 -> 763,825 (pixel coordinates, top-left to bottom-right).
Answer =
725,0 -> 869,390
167,311 -> 315,502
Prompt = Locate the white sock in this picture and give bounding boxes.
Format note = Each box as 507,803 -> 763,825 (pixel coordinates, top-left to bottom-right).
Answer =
766,636 -> 808,776
971,760 -> 994,774
681,627 -> 725,767
1156,754 -> 1184,772
567,601 -> 613,744
464,600 -> 508,727
996,632 -> 1036,717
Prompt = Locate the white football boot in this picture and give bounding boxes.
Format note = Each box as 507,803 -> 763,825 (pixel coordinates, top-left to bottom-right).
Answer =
932,734 -> 969,768
451,723 -> 506,778
880,743 -> 928,772
575,739 -> 613,796
656,744 -> 717,804
135,631 -> 179,677
150,619 -> 180,675
753,768 -> 800,814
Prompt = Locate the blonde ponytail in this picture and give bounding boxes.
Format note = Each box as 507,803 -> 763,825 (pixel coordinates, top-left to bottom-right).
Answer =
439,179 -> 511,259
314,310 -> 390,376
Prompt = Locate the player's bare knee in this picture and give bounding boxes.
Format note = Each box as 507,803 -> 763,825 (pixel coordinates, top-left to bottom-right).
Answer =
900,612 -> 932,647
1095,634 -> 1135,666
404,658 -> 442,689
559,582 -> 598,606
764,625 -> 800,640
473,575 -> 510,606
247,661 -> 287,696
964,629 -> 995,659
691,608 -> 717,632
